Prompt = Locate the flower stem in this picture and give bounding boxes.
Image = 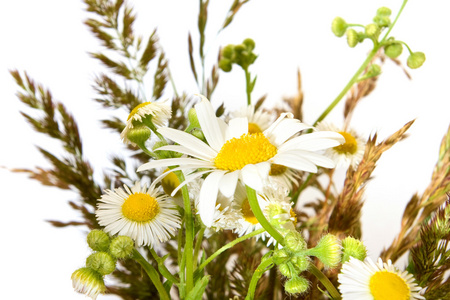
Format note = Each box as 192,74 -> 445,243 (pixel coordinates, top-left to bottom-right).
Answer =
246,186 -> 284,244
132,249 -> 171,300
149,248 -> 180,285
193,226 -> 206,269
244,67 -> 252,105
197,228 -> 266,271
309,264 -> 341,300
245,256 -> 274,300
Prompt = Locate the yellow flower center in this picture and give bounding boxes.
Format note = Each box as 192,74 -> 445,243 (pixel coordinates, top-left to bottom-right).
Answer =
269,164 -> 287,175
369,271 -> 410,300
248,122 -> 262,133
333,131 -> 358,155
121,193 -> 160,222
128,102 -> 151,120
290,208 -> 297,225
215,133 -> 277,171
161,169 -> 181,198
241,198 -> 259,225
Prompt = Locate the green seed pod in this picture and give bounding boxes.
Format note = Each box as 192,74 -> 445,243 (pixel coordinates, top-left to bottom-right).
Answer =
284,275 -> 310,295
218,58 -> 232,72
86,252 -> 116,276
127,125 -> 151,146
365,23 -> 380,40
278,262 -> 294,278
376,7 -> 392,17
407,52 -> 426,69
221,44 -> 234,59
384,42 -> 403,58
331,17 -> 347,37
87,230 -> 111,252
341,237 -> 367,263
109,236 -> 134,259
367,64 -> 382,77
243,38 -> 255,51
346,29 -> 358,48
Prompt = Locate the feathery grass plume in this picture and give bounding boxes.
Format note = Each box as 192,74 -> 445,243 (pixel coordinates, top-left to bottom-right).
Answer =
328,120 -> 415,237
382,124 -> 450,262
222,0 -> 251,30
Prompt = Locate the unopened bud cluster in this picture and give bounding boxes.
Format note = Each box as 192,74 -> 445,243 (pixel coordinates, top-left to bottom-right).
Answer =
331,6 -> 425,69
219,38 -> 257,72
72,230 -> 134,299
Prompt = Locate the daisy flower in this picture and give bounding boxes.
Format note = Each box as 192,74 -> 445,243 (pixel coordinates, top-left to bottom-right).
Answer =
96,181 -> 181,247
121,101 -> 171,145
230,104 -> 273,133
316,122 -> 365,168
71,267 -> 106,300
138,96 -> 344,226
338,257 -> 425,300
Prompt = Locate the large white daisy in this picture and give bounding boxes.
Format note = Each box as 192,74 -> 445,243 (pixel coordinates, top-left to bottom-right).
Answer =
338,257 -> 425,300
138,96 -> 344,226
96,181 -> 181,247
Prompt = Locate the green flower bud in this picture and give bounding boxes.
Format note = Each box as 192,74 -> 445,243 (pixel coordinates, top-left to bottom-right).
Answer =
243,38 -> 255,51
284,275 -> 309,295
407,52 -> 426,69
71,267 -> 106,299
87,230 -> 111,252
273,249 -> 290,265
219,58 -> 232,72
86,252 -> 116,275
305,234 -> 341,268
384,42 -> 403,58
284,231 -> 307,253
278,262 -> 294,278
374,7 -> 391,27
109,236 -> 134,258
234,44 -> 246,54
291,254 -> 310,272
365,23 -> 380,40
346,29 -> 359,48
191,128 -> 206,141
341,237 -> 367,263
367,64 -> 382,77
221,44 -> 235,59
187,108 -> 200,129
331,17 -> 347,37
127,125 -> 151,146
376,7 -> 392,17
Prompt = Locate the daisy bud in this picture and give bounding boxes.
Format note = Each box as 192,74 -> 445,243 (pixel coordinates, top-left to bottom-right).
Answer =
109,236 -> 134,259
284,275 -> 309,295
374,7 -> 392,27
291,255 -> 310,272
187,108 -> 201,129
305,234 -> 341,268
273,248 -> 290,265
71,267 -> 106,300
284,231 -> 307,253
366,64 -> 382,78
243,38 -> 255,51
126,124 -> 151,146
331,17 -> 347,37
278,262 -> 294,278
341,237 -> 367,263
376,7 -> 391,17
221,44 -> 235,59
219,58 -> 232,72
346,29 -> 359,48
384,42 -> 403,58
365,23 -> 380,40
407,52 -> 426,69
86,252 -> 116,276
87,230 -> 110,252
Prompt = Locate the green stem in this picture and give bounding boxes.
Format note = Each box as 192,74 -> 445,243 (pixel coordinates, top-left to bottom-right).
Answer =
176,171 -> 194,293
244,67 -> 252,105
246,186 -> 284,244
193,226 -> 206,269
245,257 -> 274,300
309,264 -> 341,300
197,228 -> 266,271
137,142 -> 158,159
150,248 -> 180,285
132,249 -> 171,300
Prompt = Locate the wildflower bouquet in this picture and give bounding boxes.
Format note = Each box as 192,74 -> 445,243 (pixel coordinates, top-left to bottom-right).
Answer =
8,0 -> 450,299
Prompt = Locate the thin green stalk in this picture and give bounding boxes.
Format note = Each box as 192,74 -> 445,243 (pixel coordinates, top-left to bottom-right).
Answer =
309,264 -> 341,300
150,248 -> 180,285
193,226 -> 206,269
246,186 -> 284,244
176,171 -> 195,293
244,67 -> 252,105
137,142 -> 158,159
132,249 -> 171,300
197,228 -> 266,271
245,257 -> 274,300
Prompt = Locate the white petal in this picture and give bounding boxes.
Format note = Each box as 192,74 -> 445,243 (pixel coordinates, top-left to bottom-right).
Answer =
137,157 -> 213,172
198,171 -> 226,226
266,118 -> 312,147
218,171 -> 239,197
278,131 -> 345,152
272,152 -> 318,173
195,97 -> 225,152
284,150 -> 336,169
171,170 -> 212,196
263,112 -> 293,137
241,163 -> 270,191
158,127 -> 217,159
226,117 -> 248,140
157,145 -> 213,161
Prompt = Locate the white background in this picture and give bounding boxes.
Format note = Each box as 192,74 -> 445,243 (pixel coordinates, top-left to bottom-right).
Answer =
1,0 -> 449,299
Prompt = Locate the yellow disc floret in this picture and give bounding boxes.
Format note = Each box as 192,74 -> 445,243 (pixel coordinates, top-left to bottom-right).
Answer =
241,198 -> 259,225
369,271 -> 410,300
269,164 -> 287,175
333,131 -> 358,155
128,102 -> 152,121
248,122 -> 262,133
122,193 -> 160,222
214,133 -> 277,171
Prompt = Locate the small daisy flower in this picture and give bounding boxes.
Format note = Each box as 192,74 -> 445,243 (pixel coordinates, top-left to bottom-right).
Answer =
121,101 -> 172,145
231,104 -> 273,133
138,96 -> 344,226
316,122 -> 365,168
96,181 -> 181,247
201,193 -> 242,236
338,257 -> 425,300
71,267 -> 106,300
